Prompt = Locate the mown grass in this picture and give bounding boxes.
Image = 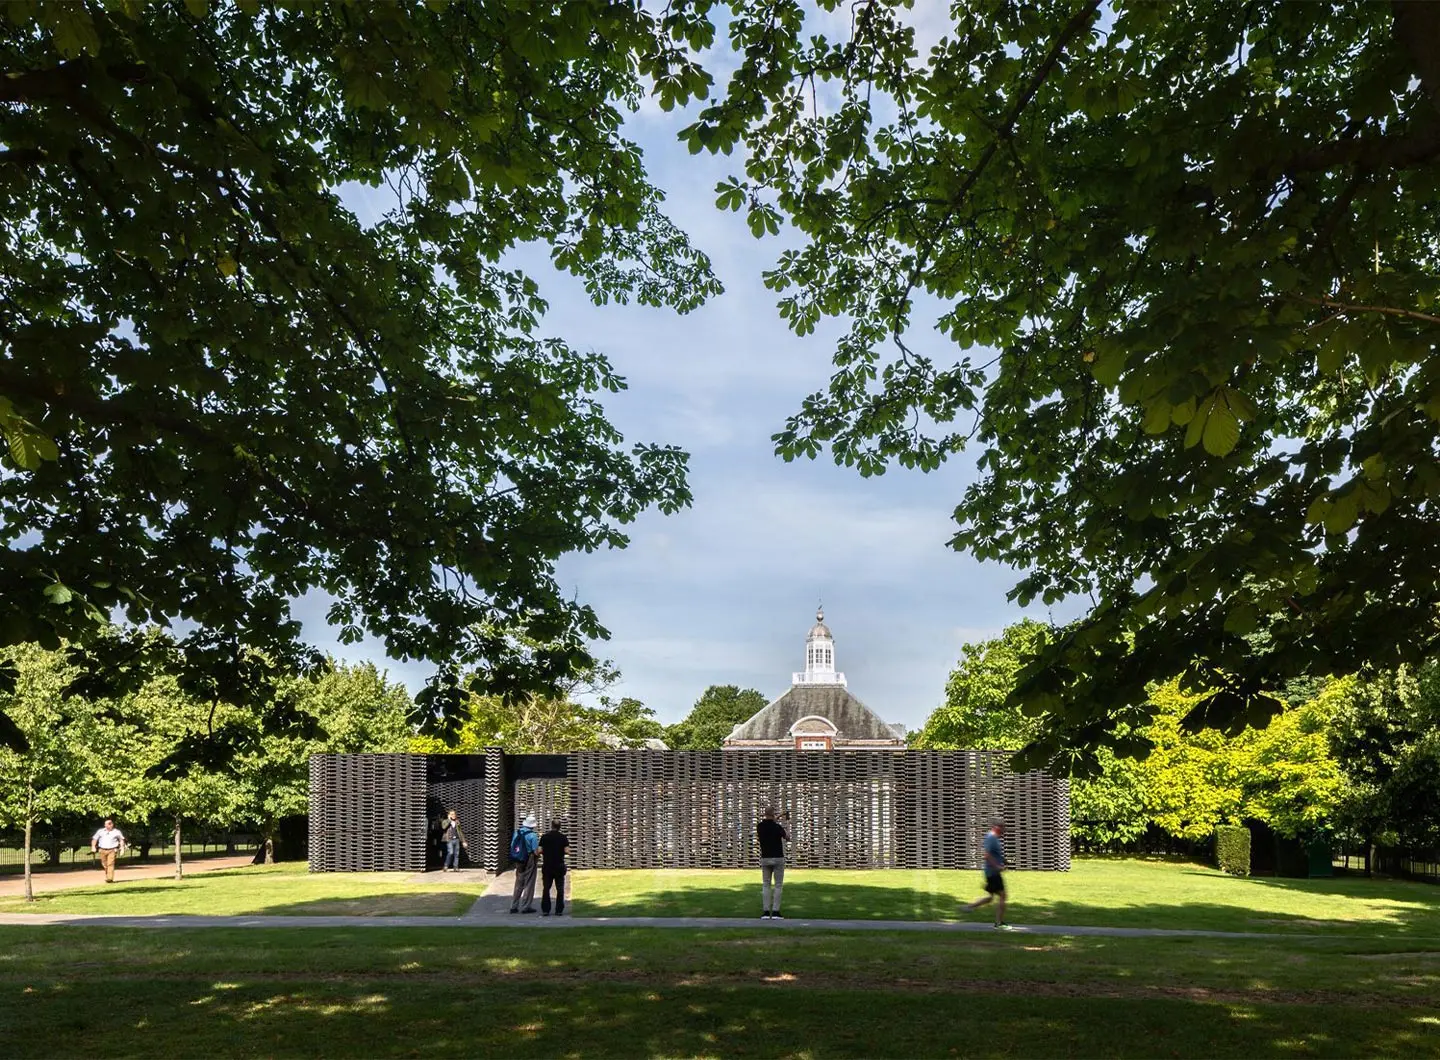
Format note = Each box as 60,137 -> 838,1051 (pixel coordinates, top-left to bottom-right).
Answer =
0,862 -> 483,917
3,858 -> 1437,940
1,926 -> 1437,1057
570,860 -> 1440,936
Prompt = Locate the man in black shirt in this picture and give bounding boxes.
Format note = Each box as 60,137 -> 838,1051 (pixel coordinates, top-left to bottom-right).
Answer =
538,820 -> 570,917
756,806 -> 790,920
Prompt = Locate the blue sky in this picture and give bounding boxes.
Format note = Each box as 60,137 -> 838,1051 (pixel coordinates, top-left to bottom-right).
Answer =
308,25 -> 1087,731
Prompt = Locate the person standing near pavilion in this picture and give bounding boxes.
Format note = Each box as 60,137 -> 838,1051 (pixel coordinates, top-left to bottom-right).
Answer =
441,809 -> 468,872
962,819 -> 1012,929
538,819 -> 570,917
757,806 -> 790,919
90,818 -> 126,884
509,814 -> 540,914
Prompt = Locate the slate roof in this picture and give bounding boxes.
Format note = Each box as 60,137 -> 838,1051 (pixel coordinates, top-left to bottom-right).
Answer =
726,684 -> 901,742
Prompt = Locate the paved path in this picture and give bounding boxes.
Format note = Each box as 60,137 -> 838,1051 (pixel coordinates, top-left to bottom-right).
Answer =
0,855 -> 256,898
0,910 -> 1317,939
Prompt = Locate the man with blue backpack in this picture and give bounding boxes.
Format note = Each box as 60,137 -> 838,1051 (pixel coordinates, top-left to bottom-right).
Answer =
509,814 -> 541,914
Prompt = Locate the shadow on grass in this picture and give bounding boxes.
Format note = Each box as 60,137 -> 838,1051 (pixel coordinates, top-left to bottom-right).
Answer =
4,961 -> 1438,1058
570,879 -> 1440,936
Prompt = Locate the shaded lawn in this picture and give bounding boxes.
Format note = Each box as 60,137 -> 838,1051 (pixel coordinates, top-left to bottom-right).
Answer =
0,862 -> 482,917
0,927 -> 1437,1057
569,859 -> 1440,936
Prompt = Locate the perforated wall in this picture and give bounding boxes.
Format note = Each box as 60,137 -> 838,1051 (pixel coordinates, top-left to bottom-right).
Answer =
309,750 -> 1070,872
308,753 -> 429,872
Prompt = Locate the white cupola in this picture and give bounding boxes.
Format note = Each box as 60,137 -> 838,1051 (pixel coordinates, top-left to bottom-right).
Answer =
793,607 -> 847,686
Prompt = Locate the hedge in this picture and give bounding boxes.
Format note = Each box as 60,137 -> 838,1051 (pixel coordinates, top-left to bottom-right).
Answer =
1215,824 -> 1251,877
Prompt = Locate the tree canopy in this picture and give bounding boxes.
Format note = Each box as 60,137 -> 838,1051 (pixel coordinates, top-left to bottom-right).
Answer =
664,684 -> 768,750
0,640 -> 413,887
916,621 -> 1433,853
694,0 -> 1440,768
913,620 -> 1046,751
0,1 -> 721,744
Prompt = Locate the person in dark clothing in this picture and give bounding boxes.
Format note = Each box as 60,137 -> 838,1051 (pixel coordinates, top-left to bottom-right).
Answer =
441,809 -> 467,872
756,806 -> 790,919
538,820 -> 570,917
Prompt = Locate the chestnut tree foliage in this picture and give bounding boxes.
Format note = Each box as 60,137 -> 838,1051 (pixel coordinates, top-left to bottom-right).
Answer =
0,1 -> 726,745
690,0 -> 1440,770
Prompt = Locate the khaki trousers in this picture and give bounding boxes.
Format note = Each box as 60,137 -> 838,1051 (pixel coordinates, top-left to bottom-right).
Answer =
97,848 -> 118,882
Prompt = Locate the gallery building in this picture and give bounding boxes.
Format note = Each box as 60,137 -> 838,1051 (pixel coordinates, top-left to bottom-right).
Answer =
724,609 -> 908,751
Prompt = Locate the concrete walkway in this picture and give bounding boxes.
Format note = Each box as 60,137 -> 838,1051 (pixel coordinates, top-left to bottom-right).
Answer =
0,855 -> 256,898
0,909 -> 1317,940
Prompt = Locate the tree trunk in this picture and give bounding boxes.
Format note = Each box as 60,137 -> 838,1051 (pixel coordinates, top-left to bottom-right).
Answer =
22,812 -> 33,903
173,813 -> 183,880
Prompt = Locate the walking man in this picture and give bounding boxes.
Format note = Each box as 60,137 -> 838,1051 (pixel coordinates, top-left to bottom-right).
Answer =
90,818 -> 126,884
509,814 -> 540,914
538,819 -> 570,917
757,806 -> 789,920
441,809 -> 467,872
962,818 -> 1011,929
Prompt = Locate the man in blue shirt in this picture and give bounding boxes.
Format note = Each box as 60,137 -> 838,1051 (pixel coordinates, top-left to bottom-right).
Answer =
962,819 -> 1012,929
509,814 -> 541,914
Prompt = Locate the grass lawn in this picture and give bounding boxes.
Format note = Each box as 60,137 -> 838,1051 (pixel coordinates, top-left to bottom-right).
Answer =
0,862 -> 485,917
0,925 -> 1436,1057
3,858 -> 1437,939
569,859 -> 1440,937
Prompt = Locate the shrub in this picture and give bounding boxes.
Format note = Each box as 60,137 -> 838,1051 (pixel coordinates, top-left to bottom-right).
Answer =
1215,824 -> 1251,876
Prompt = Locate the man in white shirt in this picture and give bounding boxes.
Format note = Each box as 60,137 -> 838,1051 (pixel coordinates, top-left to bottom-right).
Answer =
90,819 -> 126,883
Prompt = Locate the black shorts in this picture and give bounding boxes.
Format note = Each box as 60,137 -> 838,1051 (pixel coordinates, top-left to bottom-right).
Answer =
984,873 -> 1005,895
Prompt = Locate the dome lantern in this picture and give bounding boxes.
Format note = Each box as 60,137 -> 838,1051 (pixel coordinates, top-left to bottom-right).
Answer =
794,606 -> 846,687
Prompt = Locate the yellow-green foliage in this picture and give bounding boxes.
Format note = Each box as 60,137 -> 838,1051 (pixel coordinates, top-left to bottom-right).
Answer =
1234,677 -> 1350,838
1214,824 -> 1251,876
1140,681 -> 1245,841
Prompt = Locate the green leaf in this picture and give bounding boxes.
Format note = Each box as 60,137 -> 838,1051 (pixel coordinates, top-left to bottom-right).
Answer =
1090,340 -> 1126,388
46,3 -> 100,58
1323,489 -> 1360,535
1141,400 -> 1170,435
43,582 -> 73,605
5,422 -> 58,470
1223,604 -> 1258,636
1183,390 -> 1242,457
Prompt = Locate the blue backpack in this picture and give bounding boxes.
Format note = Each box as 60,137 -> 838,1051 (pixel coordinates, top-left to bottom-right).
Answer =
509,828 -> 530,863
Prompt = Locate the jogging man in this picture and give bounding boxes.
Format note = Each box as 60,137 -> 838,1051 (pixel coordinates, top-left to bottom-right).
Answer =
962,819 -> 1011,929
90,818 -> 126,884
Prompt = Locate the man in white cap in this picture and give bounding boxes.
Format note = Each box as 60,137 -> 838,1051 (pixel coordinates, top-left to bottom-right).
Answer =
509,813 -> 541,914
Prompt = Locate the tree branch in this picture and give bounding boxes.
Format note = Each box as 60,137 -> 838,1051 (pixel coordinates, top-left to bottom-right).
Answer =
1283,127 -> 1440,177
0,60 -> 147,104
1291,294 -> 1440,327
1393,0 -> 1440,114
898,0 -> 1102,329
0,148 -> 46,167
